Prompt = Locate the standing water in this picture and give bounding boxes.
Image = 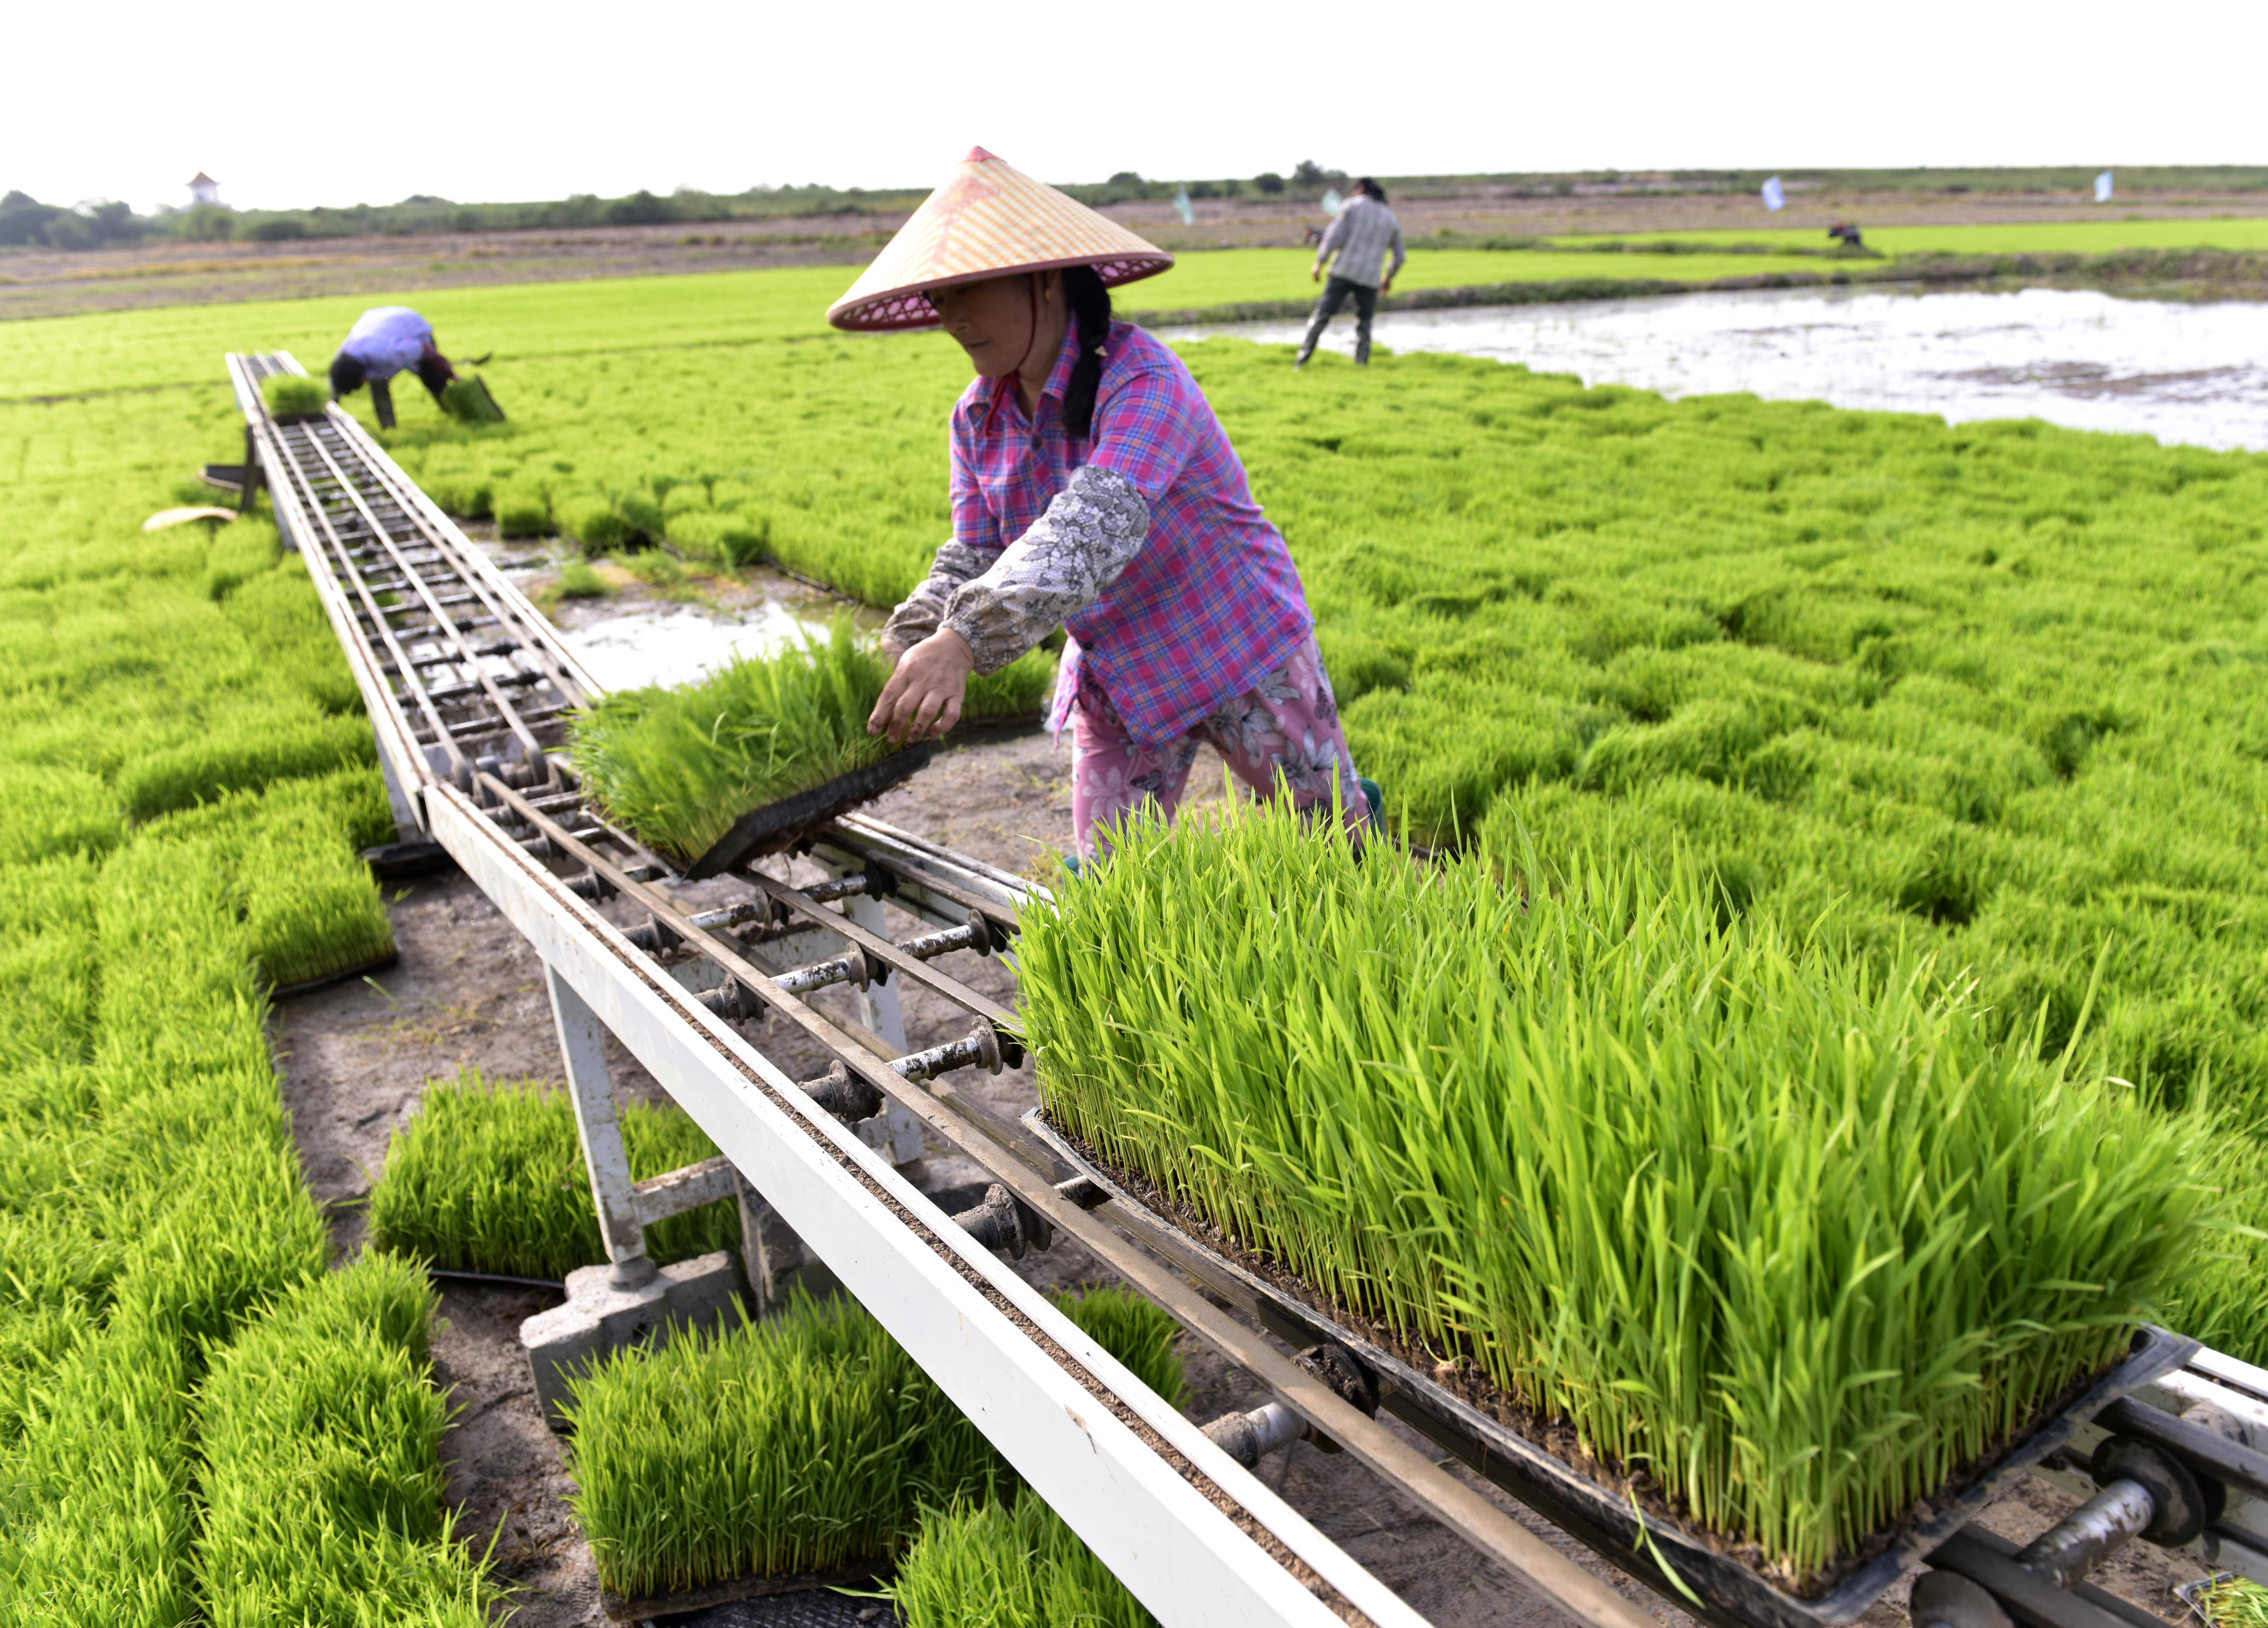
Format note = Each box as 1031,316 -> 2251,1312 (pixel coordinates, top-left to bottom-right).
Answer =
1164,286 -> 2268,453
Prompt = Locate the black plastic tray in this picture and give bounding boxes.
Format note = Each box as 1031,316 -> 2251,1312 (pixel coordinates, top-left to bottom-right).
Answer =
685,746 -> 933,880
1022,1110 -> 2197,1628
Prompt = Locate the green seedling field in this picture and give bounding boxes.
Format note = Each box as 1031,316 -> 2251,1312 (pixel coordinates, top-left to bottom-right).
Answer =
0,373 -> 481,1619
4,244 -> 2267,1609
564,1285 -> 1183,1602
1020,799 -> 2222,1579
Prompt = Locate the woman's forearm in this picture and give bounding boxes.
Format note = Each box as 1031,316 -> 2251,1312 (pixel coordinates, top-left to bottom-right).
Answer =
882,539 -> 994,651
941,466 -> 1150,674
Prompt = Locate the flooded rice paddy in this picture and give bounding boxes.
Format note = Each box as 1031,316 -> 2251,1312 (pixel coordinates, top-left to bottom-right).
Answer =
1165,285 -> 2268,453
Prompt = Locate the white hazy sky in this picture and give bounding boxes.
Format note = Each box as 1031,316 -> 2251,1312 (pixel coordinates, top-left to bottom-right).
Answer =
6,0 -> 2259,215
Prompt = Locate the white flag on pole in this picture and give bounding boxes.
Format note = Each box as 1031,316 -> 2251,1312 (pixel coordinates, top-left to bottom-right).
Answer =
1173,186 -> 1195,226
1320,188 -> 1345,218
1761,176 -> 1786,211
2095,170 -> 2115,203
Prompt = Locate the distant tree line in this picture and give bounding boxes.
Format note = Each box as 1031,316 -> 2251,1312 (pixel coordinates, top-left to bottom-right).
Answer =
5,166 -> 2265,252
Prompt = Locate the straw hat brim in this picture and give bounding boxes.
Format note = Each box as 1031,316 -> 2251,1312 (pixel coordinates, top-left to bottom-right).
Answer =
827,148 -> 1174,332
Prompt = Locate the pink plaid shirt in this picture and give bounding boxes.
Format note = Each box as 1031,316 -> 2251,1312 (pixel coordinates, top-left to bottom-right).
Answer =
950,320 -> 1313,749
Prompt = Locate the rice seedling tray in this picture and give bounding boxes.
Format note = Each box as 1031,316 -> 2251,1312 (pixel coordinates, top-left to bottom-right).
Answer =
601,1560 -> 888,1624
267,947 -> 400,1000
683,745 -> 932,879
1021,1109 -> 2197,1628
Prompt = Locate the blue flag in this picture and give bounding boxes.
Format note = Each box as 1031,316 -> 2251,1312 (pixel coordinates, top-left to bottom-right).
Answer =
1173,186 -> 1195,226
2095,170 -> 2115,203
1761,176 -> 1786,211
1320,188 -> 1345,218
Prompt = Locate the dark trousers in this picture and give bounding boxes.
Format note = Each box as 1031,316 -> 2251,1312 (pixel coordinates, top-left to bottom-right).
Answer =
1297,275 -> 1380,365
368,376 -> 397,429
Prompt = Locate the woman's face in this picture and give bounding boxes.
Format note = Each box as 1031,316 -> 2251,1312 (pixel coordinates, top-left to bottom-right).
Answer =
928,272 -> 1057,378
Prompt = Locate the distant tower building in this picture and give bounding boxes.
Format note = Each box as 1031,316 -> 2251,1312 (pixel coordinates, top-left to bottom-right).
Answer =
188,172 -> 221,207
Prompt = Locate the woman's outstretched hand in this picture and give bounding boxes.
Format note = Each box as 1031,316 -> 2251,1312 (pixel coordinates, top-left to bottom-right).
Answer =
869,628 -> 975,745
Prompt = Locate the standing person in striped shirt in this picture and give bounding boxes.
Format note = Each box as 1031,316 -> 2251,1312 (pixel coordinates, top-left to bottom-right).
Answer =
1295,179 -> 1406,369
826,148 -> 1373,861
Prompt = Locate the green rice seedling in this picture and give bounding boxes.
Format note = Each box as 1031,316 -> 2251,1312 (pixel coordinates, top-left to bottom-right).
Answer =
618,491 -> 665,541
563,1282 -> 1181,1601
661,481 -> 712,519
365,1070 -> 740,1278
667,508 -> 768,567
891,1492 -> 1156,1628
201,519 -> 281,601
558,493 -> 633,553
564,1290 -> 1007,1600
555,559 -> 610,601
192,1257 -> 495,1628
1054,1284 -> 1184,1409
260,372 -> 329,421
961,647 -> 1058,723
221,556 -> 364,714
117,711 -> 373,821
493,484 -> 551,538
566,617 -> 895,863
623,550 -> 685,589
0,762 -> 122,864
241,803 -> 396,987
1018,797 -> 2219,1579
438,376 -> 505,425
2204,1580 -> 2268,1628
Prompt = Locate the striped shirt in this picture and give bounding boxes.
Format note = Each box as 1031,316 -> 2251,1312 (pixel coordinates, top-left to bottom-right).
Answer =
1315,196 -> 1406,289
337,307 -> 433,381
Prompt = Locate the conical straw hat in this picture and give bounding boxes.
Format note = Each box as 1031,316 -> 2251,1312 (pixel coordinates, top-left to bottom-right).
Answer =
827,147 -> 1174,331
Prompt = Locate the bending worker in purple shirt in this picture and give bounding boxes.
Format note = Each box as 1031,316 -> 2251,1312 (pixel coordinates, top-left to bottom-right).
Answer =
827,147 -> 1371,861
1296,178 -> 1406,369
328,306 -> 455,429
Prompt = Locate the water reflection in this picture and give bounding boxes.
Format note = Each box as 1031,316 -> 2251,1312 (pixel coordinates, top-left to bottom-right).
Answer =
1163,286 -> 2268,452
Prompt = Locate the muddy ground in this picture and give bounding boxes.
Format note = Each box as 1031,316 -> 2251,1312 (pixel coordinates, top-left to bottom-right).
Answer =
269,729 -> 2216,1628
12,188 -> 2265,321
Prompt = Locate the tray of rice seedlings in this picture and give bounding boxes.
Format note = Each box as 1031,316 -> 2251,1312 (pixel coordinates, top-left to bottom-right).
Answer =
259,372 -> 329,423
564,1284 -> 1181,1621
1014,798 -> 2219,1628
439,375 -> 506,424
567,618 -> 929,879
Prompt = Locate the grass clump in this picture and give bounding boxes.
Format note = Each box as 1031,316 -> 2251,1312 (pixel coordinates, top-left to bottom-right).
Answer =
1018,798 -> 2220,1580
192,1256 -> 496,1628
564,1291 -> 1010,1600
554,559 -> 610,601
567,618 -> 893,863
891,1492 -> 1156,1628
2205,1580 -> 2268,1628
564,1285 -> 1181,1602
259,373 -> 329,421
438,376 -> 505,425
366,1070 -> 740,1278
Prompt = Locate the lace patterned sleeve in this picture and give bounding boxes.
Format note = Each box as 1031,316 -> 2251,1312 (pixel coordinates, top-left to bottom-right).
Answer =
940,465 -> 1150,675
882,540 -> 994,652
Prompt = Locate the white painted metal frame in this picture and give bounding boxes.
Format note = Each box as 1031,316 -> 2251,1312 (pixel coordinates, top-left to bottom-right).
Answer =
428,783 -> 1430,1628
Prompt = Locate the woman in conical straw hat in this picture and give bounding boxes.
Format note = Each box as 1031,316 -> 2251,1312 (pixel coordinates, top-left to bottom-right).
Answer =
844,148 -> 1370,860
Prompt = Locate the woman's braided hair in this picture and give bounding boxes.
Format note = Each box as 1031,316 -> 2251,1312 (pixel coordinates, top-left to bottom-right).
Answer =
1061,265 -> 1113,439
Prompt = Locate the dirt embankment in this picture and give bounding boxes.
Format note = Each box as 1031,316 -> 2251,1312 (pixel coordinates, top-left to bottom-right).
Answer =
10,189 -> 2264,321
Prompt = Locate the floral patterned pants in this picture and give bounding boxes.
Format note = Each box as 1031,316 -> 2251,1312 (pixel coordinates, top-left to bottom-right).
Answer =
1069,636 -> 1369,859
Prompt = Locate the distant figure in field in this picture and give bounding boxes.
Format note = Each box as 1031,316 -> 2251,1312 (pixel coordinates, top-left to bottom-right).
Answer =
1295,179 -> 1406,369
1827,220 -> 1866,251
329,307 -> 455,429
